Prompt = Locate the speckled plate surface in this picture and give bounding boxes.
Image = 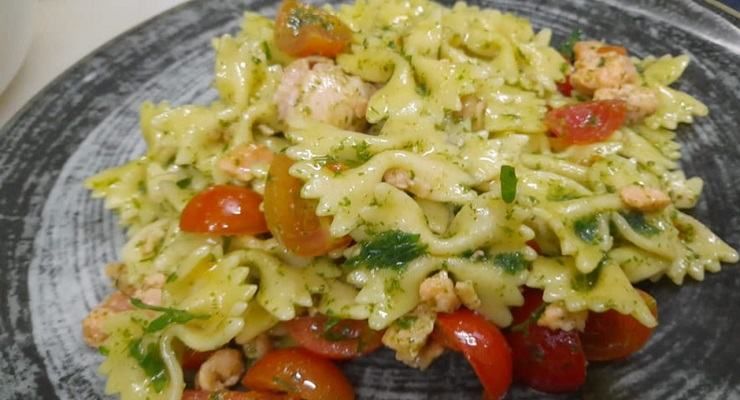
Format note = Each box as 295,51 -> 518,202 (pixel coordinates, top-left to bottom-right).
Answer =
1,1 -> 739,399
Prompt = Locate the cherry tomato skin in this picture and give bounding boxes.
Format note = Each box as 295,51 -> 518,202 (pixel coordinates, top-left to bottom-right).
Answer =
242,348 -> 355,400
182,390 -> 294,400
263,154 -> 351,257
506,288 -> 587,394
180,185 -> 269,235
284,315 -> 383,360
545,100 -> 628,146
556,77 -> 573,97
436,309 -> 513,400
180,349 -> 214,370
526,240 -> 542,255
581,289 -> 658,361
275,0 -> 352,58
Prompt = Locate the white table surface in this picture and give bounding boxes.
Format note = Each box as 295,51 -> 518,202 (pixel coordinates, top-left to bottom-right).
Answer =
0,0 -> 189,127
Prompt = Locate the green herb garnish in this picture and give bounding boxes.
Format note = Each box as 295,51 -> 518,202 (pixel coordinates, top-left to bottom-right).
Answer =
128,338 -> 168,393
354,141 -> 372,163
130,298 -> 209,333
322,318 -> 357,342
620,211 -> 660,236
345,230 -> 427,270
287,4 -> 337,35
493,252 -> 530,274
546,185 -> 582,201
510,302 -> 546,334
323,316 -> 342,332
394,315 -> 418,330
559,29 -> 583,60
571,258 -> 605,292
574,215 -> 600,244
415,82 -> 430,97
175,178 -> 191,189
262,41 -> 272,61
500,165 -> 518,204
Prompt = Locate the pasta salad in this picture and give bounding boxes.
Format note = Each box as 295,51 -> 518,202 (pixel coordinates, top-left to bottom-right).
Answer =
83,0 -> 738,399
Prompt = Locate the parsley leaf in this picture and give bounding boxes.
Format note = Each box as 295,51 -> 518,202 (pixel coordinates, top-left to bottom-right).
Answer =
130,298 -> 209,333
262,41 -> 272,61
345,230 -> 427,270
510,302 -> 546,334
493,252 -> 530,274
322,318 -> 357,342
571,258 -> 606,292
128,338 -> 168,393
394,315 -> 418,330
574,215 -> 600,244
175,178 -> 191,189
354,141 -> 372,163
620,211 -> 661,236
559,29 -> 582,61
500,165 -> 518,204
321,316 -> 344,341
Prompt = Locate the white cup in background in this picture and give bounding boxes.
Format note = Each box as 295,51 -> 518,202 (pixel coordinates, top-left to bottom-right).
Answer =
0,0 -> 35,94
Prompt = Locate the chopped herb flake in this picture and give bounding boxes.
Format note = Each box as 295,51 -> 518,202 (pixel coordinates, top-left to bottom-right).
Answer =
345,230 -> 427,270
572,258 -> 605,292
510,302 -> 546,333
262,41 -> 272,61
175,178 -> 191,189
574,215 -> 600,244
354,141 -> 372,163
493,252 -> 530,274
500,165 -> 518,204
287,4 -> 337,36
322,319 -> 357,342
415,82 -> 430,97
130,298 -> 209,333
559,29 -> 582,60
620,211 -> 660,236
547,185 -> 581,201
394,315 -> 417,330
128,338 -> 168,393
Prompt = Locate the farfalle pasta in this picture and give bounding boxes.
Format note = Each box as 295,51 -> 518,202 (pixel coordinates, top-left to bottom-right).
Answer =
83,0 -> 738,398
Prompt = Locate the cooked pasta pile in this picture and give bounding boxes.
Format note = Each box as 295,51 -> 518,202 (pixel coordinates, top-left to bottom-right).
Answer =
84,0 -> 738,398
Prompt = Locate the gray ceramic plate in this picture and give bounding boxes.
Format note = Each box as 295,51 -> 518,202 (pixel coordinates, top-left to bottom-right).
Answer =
1,1 -> 739,399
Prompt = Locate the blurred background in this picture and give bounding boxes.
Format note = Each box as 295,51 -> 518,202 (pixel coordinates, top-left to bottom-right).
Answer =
0,0 -> 737,127
0,0 -> 187,125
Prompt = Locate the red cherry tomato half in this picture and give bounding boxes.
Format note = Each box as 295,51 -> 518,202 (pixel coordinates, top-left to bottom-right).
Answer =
182,390 -> 294,400
526,240 -> 542,255
545,100 -> 627,146
436,309 -> 513,400
275,0 -> 352,58
180,185 -> 269,235
242,348 -> 354,400
263,154 -> 351,257
180,348 -> 214,370
556,77 -> 573,97
581,289 -> 658,361
284,315 -> 384,360
506,288 -> 587,393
